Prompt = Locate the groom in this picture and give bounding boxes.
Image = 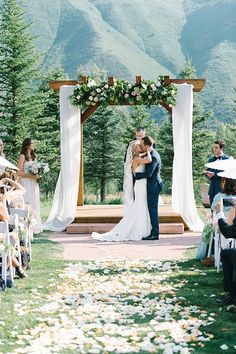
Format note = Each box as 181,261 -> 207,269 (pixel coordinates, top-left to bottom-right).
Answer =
135,136 -> 163,240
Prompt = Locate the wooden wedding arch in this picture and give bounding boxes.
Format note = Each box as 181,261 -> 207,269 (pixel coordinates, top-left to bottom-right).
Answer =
49,75 -> 205,206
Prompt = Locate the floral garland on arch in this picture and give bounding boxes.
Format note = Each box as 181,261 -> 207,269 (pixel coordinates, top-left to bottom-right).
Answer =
70,75 -> 177,110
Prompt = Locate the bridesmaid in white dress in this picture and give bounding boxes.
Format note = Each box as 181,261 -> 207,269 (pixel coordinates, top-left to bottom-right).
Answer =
92,141 -> 152,242
17,138 -> 42,234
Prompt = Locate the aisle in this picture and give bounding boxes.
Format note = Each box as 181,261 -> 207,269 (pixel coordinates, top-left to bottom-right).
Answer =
48,232 -> 201,261
12,259 -> 215,353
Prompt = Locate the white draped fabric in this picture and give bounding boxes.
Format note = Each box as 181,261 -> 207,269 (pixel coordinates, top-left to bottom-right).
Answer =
43,86 -> 81,232
172,84 -> 204,232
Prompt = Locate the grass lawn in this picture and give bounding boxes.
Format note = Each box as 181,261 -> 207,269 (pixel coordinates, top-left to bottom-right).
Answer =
0,230 -> 236,353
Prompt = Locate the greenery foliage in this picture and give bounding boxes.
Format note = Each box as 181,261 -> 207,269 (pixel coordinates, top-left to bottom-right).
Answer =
0,0 -> 40,161
32,68 -> 65,197
157,59 -> 213,197
122,106 -> 159,145
215,119 -> 236,158
70,76 -> 177,111
83,106 -> 127,202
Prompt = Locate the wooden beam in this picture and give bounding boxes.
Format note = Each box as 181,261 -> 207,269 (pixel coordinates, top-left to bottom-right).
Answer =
160,101 -> 172,113
81,104 -> 100,124
108,77 -> 115,86
136,75 -> 142,85
48,80 -> 79,91
163,75 -> 205,92
77,124 -> 84,206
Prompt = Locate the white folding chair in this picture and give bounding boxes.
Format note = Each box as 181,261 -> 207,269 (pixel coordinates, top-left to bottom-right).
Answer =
0,221 -> 14,285
214,226 -> 235,273
8,214 -> 22,267
9,208 -> 32,261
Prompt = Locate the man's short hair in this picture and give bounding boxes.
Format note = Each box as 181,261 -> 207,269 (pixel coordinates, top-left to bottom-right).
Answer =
142,136 -> 154,146
136,127 -> 145,133
214,139 -> 225,150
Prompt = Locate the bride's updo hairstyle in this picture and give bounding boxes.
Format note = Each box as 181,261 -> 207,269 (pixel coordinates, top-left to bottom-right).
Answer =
131,140 -> 141,159
21,138 -> 36,161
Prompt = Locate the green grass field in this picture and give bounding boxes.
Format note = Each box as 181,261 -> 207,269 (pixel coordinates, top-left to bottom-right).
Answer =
0,230 -> 235,353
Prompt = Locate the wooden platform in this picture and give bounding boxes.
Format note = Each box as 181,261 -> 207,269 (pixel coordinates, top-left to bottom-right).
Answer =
68,205 -> 188,234
67,222 -> 184,234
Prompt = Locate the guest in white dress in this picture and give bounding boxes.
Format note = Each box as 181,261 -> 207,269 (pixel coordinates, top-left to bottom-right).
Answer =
17,138 -> 42,233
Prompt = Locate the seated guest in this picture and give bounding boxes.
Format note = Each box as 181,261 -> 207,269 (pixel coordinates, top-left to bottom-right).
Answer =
0,184 -> 27,278
214,169 -> 236,305
211,176 -> 236,219
0,170 -> 26,208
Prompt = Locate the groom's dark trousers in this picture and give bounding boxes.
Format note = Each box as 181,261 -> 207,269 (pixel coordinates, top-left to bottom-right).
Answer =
135,149 -> 163,236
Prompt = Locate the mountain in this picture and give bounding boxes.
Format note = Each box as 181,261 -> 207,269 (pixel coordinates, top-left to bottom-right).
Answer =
1,0 -> 236,122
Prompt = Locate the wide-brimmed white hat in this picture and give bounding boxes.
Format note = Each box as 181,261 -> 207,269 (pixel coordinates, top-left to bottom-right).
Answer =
218,168 -> 236,179
0,156 -> 18,170
205,158 -> 236,171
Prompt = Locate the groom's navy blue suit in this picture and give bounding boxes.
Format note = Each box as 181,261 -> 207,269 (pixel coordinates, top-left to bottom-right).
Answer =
135,149 -> 163,237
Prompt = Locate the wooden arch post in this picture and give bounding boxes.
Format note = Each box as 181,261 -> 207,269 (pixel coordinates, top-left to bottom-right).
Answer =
48,75 -> 205,206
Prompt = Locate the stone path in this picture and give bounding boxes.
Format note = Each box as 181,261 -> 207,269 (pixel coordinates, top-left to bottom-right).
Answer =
48,232 -> 200,260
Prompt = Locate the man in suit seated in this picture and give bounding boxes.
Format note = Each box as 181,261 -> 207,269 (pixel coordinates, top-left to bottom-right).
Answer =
215,194 -> 236,305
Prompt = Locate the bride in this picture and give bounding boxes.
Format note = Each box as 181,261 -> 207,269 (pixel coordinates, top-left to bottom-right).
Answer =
92,141 -> 152,241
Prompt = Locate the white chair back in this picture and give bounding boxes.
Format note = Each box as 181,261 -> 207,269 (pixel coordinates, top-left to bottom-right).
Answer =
10,208 -> 28,218
0,220 -> 14,284
9,207 -> 32,261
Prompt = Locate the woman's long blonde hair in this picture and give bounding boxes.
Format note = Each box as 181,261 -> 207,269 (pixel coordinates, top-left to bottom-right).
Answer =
130,140 -> 141,159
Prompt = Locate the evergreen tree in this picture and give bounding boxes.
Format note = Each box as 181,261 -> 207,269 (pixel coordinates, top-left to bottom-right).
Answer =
157,58 -> 213,197
156,114 -> 173,194
123,106 -> 159,144
32,68 -> 65,198
0,0 -> 40,161
215,119 -> 236,158
83,106 -> 126,202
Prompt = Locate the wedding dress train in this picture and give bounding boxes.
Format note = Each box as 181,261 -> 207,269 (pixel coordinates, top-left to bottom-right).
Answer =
92,164 -> 151,241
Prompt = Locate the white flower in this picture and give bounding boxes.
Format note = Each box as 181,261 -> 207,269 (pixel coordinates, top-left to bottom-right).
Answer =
104,84 -> 109,89
89,96 -> 93,101
131,91 -> 136,96
94,97 -> 99,102
96,88 -> 101,93
128,83 -> 132,89
124,93 -> 129,98
87,79 -> 96,88
220,344 -> 229,350
148,95 -> 152,99
76,95 -> 80,100
152,86 -> 157,91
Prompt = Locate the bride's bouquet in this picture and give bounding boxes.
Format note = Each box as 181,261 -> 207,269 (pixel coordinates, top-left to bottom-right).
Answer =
26,161 -> 49,177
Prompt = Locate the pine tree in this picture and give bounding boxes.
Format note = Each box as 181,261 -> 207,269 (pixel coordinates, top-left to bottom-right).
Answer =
156,114 -> 173,194
123,106 -> 159,144
215,119 -> 236,158
157,58 -> 213,197
83,106 -> 126,202
32,68 -> 65,198
0,0 -> 40,161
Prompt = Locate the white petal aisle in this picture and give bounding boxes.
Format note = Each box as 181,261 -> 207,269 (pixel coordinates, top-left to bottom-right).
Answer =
12,260 -> 215,354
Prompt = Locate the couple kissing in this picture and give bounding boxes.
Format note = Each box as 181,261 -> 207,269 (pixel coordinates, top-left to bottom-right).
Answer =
92,136 -> 163,242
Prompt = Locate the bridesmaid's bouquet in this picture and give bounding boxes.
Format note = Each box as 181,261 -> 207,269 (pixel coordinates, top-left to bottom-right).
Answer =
26,161 -> 49,177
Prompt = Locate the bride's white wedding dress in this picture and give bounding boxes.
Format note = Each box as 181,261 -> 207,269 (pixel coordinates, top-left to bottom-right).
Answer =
92,164 -> 151,241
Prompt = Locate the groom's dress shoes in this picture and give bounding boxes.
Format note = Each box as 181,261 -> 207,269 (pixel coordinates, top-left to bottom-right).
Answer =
142,234 -> 159,241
